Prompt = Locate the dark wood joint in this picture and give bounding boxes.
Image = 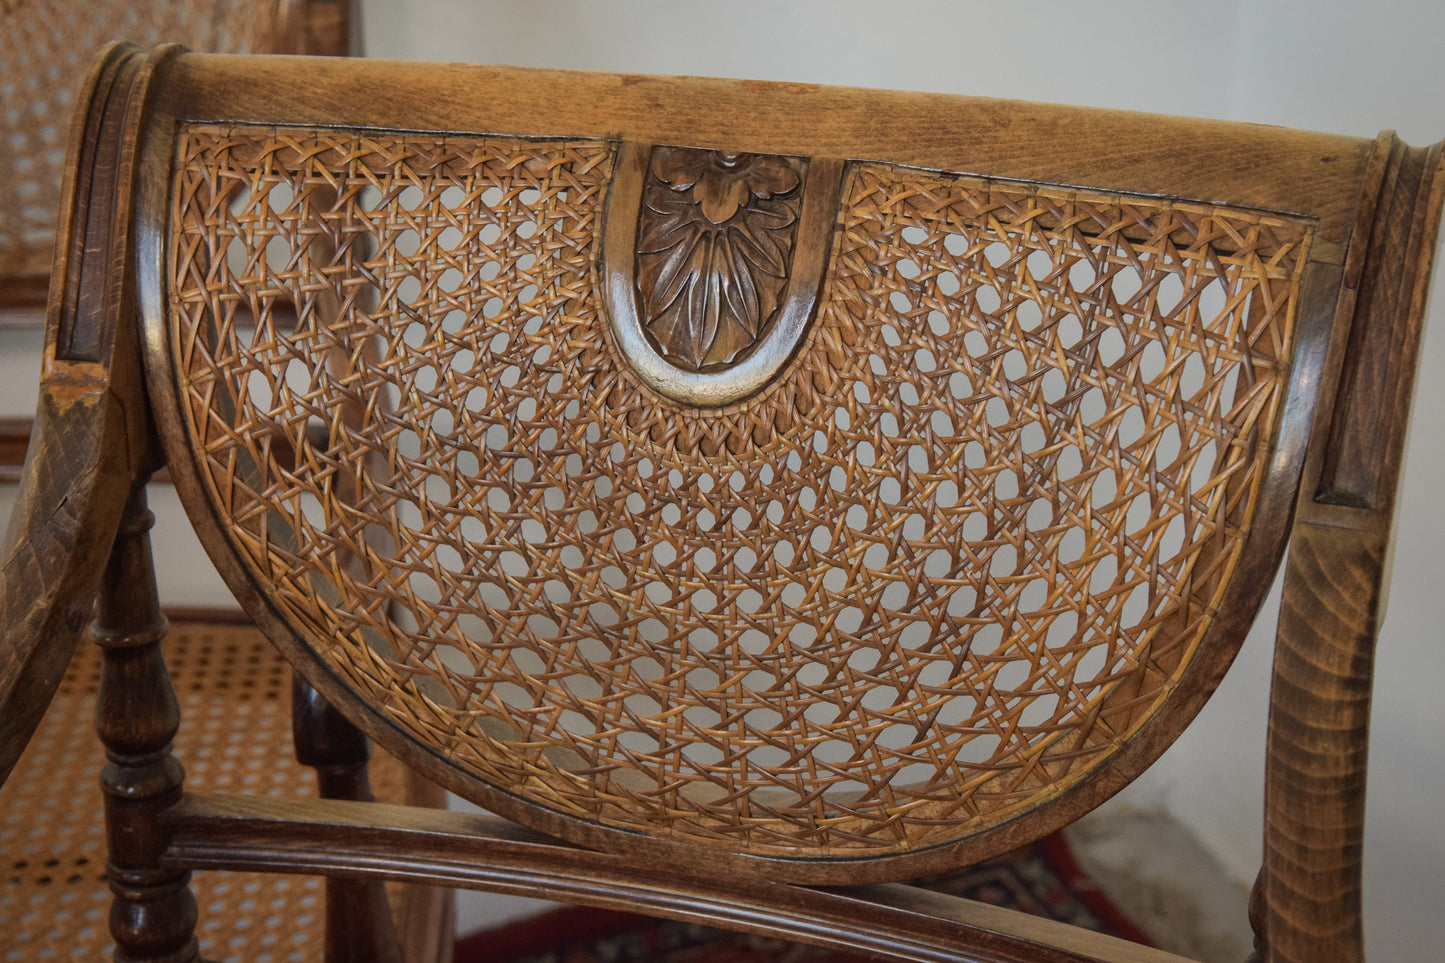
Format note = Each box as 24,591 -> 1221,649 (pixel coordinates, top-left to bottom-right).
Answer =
294,673 -> 377,802
0,43 -> 170,789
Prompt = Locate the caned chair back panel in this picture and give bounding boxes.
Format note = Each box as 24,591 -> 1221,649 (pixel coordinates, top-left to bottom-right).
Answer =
135,55 -> 1358,883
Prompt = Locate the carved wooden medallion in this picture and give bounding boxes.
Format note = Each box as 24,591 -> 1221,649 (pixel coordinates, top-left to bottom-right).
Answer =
637,148 -> 803,370
601,143 -> 843,408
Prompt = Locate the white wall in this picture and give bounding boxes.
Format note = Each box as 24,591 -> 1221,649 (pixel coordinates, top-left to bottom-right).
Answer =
4,1 -> 1440,957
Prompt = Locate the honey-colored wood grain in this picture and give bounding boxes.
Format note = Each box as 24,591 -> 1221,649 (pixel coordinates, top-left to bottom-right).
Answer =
1262,519 -> 1380,963
156,54 -> 1373,263
1257,135 -> 1445,963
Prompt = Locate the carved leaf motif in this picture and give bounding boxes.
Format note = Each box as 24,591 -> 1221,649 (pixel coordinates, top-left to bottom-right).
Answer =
636,150 -> 803,370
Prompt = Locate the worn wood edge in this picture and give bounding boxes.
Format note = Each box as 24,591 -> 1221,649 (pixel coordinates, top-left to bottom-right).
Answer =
52,44 -> 142,362
0,391 -> 134,784
0,43 -> 168,787
1260,140 -> 1445,963
164,793 -> 1192,963
1289,134 -> 1398,523
150,52 -> 1373,257
1341,133 -> 1398,293
1315,139 -> 1445,512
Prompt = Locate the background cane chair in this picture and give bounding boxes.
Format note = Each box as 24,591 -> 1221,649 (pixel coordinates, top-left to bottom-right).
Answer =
0,13 -> 455,960
0,0 -> 355,477
2,42 -> 1443,963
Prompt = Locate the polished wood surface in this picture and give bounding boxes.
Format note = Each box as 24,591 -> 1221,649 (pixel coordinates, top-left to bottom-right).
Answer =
165,793 -> 1193,963
2,42 -> 1441,963
1258,133 -> 1445,963
156,54 -> 1372,265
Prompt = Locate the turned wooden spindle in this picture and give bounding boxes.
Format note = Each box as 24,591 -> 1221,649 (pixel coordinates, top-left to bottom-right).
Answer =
92,483 -> 199,963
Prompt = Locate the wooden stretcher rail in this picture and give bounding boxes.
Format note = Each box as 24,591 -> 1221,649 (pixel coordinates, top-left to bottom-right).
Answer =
165,793 -> 1191,963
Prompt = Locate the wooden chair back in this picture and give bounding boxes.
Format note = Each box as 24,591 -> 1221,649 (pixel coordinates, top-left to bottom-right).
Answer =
2,43 -> 1442,963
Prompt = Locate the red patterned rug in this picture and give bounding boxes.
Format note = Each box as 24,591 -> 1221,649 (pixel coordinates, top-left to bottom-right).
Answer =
454,834 -> 1152,962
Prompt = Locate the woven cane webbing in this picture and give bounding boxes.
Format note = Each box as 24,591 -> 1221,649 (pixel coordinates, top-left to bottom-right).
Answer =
0,0 -> 282,282
161,124 -> 1311,860
0,618 -> 413,962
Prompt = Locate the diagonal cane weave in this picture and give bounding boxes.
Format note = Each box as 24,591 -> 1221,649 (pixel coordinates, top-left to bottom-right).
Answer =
160,124 -> 1310,863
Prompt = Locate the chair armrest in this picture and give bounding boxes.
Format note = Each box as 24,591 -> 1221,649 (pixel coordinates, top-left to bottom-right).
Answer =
0,43 -> 166,786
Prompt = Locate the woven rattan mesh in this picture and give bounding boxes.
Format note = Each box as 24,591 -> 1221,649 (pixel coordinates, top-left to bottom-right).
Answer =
0,0 -> 281,281
0,618 -> 416,962
163,124 -> 1311,857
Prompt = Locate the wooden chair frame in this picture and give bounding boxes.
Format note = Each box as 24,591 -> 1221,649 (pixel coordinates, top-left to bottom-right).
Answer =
2,43 -> 1442,963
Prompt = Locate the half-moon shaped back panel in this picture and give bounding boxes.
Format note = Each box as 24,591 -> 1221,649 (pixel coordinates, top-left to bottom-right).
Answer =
154,117 -> 1314,881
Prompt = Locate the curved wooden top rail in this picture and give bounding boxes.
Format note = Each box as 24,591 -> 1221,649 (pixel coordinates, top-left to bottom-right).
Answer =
151,54 -> 1372,259
22,47 -> 1412,891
